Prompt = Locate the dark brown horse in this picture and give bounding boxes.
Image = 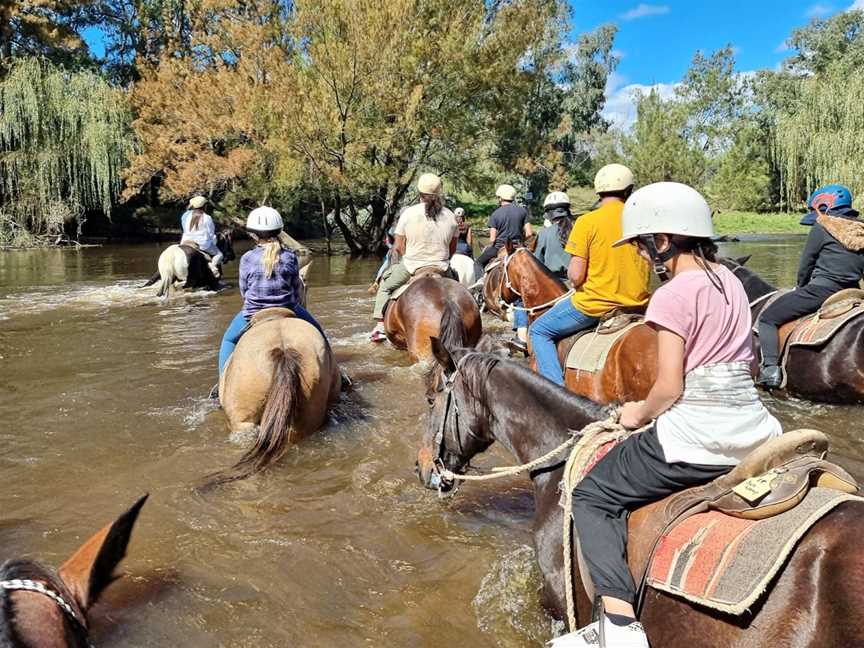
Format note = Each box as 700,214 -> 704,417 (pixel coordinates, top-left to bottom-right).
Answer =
720,256 -> 864,403
415,307 -> 864,646
0,495 -> 147,647
481,237 -> 539,319
383,275 -> 482,361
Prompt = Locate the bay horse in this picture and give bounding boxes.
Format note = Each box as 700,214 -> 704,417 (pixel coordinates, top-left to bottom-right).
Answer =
719,256 -> 864,403
0,495 -> 147,647
383,275 -> 481,362
415,306 -> 864,646
481,236 -> 539,319
143,230 -> 236,297
205,312 -> 342,487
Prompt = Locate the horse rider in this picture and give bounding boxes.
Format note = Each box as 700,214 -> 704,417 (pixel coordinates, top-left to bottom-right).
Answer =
181,195 -> 223,278
510,191 -> 574,353
756,184 -> 864,388
454,207 -> 474,257
369,173 -> 459,342
217,207 -> 327,383
368,226 -> 397,294
553,182 -> 781,648
475,184 -> 533,268
529,164 -> 650,386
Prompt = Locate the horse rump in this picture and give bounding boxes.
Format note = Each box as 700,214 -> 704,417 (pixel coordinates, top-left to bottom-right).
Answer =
201,347 -> 305,489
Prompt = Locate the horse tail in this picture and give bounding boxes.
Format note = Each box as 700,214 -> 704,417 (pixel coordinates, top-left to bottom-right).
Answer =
439,299 -> 468,350
142,271 -> 161,287
156,275 -> 172,298
202,348 -> 304,488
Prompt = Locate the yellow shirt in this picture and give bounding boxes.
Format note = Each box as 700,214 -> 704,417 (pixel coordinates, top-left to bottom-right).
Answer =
564,200 -> 650,317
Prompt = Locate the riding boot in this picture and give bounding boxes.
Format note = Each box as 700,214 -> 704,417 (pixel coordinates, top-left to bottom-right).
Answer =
756,365 -> 783,389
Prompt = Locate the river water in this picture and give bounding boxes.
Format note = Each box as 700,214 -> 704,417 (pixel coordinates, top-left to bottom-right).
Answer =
0,236 -> 862,647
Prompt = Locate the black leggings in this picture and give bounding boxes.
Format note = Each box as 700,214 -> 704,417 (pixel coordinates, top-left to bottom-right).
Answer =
757,283 -> 838,366
571,428 -> 731,604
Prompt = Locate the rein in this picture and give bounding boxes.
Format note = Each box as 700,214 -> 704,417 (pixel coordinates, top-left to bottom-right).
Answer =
0,578 -> 91,644
499,248 -> 574,316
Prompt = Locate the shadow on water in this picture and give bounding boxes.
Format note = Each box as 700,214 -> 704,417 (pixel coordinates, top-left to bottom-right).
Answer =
0,236 -> 861,645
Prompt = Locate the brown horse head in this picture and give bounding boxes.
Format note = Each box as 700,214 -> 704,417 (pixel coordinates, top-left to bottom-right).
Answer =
0,495 -> 147,647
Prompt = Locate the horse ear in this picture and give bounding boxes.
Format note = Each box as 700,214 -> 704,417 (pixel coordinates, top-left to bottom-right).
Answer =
58,494 -> 148,612
430,336 -> 455,372
735,255 -> 751,267
298,261 -> 311,283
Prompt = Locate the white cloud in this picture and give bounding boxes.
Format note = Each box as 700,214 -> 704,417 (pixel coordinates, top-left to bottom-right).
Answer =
850,0 -> 864,9
602,81 -> 678,131
620,3 -> 671,21
806,3 -> 834,16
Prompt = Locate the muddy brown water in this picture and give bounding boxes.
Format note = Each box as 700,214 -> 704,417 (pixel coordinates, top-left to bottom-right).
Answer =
0,236 -> 862,647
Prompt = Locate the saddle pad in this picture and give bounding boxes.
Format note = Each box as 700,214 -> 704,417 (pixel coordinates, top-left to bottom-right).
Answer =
647,487 -> 862,615
785,300 -> 864,348
565,321 -> 643,372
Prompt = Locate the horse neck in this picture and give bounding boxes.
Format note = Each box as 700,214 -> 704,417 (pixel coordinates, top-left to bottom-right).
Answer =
509,251 -> 566,307
471,359 -> 604,467
736,267 -> 776,302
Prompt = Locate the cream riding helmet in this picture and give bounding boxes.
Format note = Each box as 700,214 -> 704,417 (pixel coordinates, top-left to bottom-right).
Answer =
614,182 -> 714,278
417,173 -> 443,196
188,195 -> 207,209
543,191 -> 571,211
594,164 -> 634,194
495,184 -> 518,202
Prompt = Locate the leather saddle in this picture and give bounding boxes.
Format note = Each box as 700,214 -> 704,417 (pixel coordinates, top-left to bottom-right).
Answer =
662,429 -> 857,524
249,307 -> 297,328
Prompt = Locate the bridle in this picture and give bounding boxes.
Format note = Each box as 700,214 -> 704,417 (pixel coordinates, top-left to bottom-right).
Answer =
426,353 -> 486,493
498,247 -> 574,316
0,578 -> 91,645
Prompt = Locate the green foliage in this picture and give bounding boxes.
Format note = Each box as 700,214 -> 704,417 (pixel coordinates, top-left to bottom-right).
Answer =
786,10 -> 864,75
707,125 -> 771,211
712,211 -> 807,235
624,89 -> 705,186
0,58 -> 134,244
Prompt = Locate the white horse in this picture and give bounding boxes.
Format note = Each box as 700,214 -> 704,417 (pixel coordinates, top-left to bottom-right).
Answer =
449,253 -> 481,287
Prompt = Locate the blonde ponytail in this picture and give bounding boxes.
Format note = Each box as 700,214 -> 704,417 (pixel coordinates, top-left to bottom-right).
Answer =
262,240 -> 282,278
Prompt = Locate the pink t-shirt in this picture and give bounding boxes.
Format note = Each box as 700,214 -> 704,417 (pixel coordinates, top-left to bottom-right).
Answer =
645,264 -> 753,374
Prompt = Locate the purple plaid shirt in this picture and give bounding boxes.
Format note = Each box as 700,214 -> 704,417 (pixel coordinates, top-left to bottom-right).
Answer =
239,246 -> 304,319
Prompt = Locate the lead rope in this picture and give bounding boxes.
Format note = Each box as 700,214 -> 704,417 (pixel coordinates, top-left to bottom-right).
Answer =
438,409 -> 650,633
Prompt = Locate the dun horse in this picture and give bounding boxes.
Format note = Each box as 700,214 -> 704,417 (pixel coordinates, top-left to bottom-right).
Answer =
383,275 -> 481,361
416,306 -> 864,646
207,312 -> 341,486
0,495 -> 147,647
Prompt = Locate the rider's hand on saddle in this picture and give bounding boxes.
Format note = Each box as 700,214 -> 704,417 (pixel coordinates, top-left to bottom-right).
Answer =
619,401 -> 647,429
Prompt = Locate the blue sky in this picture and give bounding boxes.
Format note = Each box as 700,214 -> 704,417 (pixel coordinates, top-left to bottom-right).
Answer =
580,0 -> 864,128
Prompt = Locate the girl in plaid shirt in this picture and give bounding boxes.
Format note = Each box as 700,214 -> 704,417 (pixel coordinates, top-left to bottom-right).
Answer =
218,207 -> 326,376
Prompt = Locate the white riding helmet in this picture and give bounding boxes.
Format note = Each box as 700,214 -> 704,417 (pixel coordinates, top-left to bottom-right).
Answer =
454,207 -> 465,218
417,173 -> 443,195
543,191 -> 571,209
614,182 -> 714,247
188,195 -> 207,209
594,164 -> 634,194
495,184 -> 518,202
246,206 -> 284,232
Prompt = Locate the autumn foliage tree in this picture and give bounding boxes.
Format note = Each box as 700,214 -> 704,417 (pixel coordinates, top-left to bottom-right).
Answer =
125,0 -> 567,253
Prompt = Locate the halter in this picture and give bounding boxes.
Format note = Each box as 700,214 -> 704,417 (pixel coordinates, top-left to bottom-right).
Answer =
0,578 -> 91,644
498,248 -> 574,316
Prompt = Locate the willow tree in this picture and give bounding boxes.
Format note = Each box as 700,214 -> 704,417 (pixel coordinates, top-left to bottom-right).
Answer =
0,58 -> 134,244
772,69 -> 864,210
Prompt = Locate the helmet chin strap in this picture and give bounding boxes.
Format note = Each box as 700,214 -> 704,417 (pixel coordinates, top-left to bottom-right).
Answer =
637,234 -> 675,282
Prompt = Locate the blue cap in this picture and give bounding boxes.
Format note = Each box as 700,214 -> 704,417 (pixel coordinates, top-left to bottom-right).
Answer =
801,184 -> 853,225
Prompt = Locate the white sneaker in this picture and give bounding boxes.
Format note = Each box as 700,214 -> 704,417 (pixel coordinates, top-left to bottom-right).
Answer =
548,618 -> 649,648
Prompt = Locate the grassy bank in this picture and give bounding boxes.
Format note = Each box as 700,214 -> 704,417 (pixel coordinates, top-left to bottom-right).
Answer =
712,211 -> 807,235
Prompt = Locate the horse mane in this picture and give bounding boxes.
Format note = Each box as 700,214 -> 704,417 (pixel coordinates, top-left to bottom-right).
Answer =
516,248 -> 566,287
716,256 -> 776,299
0,560 -> 85,648
457,350 -> 609,423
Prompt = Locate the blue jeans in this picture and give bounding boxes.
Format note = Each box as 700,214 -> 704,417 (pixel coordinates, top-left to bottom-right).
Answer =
529,298 -> 599,386
218,305 -> 327,375
512,299 -> 529,330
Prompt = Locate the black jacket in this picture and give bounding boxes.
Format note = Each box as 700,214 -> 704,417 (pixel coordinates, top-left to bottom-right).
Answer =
797,214 -> 864,288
